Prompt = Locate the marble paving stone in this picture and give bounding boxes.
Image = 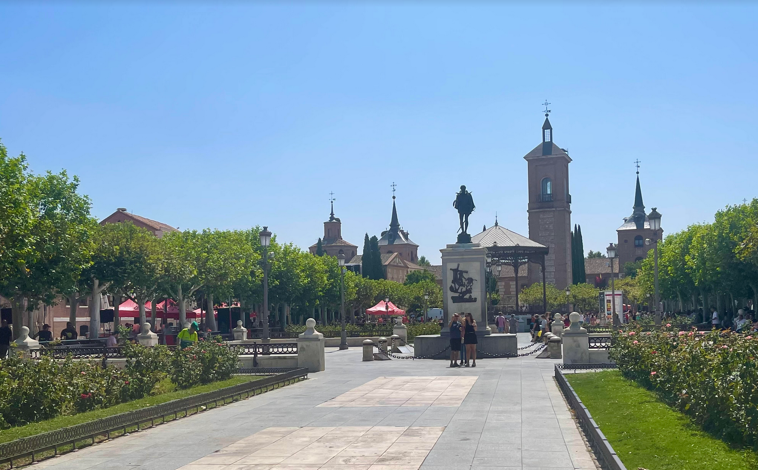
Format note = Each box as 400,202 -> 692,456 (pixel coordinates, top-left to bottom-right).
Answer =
319,377 -> 477,408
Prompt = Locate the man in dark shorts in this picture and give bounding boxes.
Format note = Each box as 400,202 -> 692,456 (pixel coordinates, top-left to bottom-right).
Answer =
60,322 -> 78,340
449,313 -> 463,367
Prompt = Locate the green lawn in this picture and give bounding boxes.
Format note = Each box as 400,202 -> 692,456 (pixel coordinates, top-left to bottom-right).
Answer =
565,371 -> 758,470
0,376 -> 262,444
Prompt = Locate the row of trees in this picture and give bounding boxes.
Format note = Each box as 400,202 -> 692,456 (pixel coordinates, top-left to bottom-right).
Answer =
0,142 -> 442,339
635,199 -> 758,314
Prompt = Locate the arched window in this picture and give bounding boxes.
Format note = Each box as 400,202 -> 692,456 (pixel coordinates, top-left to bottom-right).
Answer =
634,235 -> 644,247
541,178 -> 552,202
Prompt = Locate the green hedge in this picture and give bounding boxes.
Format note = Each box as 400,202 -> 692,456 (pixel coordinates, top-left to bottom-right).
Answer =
0,338 -> 238,430
610,325 -> 758,446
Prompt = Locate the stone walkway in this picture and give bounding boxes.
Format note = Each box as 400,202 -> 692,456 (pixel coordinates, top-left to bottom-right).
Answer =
33,333 -> 597,470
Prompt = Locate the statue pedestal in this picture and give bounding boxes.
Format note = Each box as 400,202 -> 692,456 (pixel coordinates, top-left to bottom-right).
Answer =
440,242 -> 488,335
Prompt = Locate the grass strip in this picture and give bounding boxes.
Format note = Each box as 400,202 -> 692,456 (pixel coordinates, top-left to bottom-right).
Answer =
565,370 -> 758,470
0,376 -> 261,444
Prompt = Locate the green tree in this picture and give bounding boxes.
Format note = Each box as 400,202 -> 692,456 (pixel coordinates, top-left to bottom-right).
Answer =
161,230 -> 204,327
315,238 -> 324,257
369,236 -> 384,280
568,283 -> 599,313
0,142 -> 34,290
623,260 -> 643,279
404,269 -> 437,285
417,256 -> 431,267
587,250 -> 606,259
519,283 -> 566,312
571,225 -> 587,284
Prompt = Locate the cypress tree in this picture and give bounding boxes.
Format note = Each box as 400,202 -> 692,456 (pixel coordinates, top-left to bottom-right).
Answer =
577,225 -> 587,283
316,238 -> 324,256
571,227 -> 577,283
361,234 -> 371,277
369,235 -> 384,280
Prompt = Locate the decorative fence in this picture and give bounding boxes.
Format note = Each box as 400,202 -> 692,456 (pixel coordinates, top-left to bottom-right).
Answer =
588,336 -> 612,349
554,365 -> 626,470
30,342 -> 299,360
0,368 -> 308,469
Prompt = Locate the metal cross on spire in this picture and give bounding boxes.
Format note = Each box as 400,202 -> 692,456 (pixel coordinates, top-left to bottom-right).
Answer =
329,191 -> 336,219
634,159 -> 641,174
391,182 -> 397,200
542,100 -> 551,117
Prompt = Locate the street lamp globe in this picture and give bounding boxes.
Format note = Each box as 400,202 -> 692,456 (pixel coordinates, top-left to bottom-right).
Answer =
424,293 -> 429,301
648,207 -> 662,232
565,286 -> 570,297
495,264 -> 502,276
259,226 -> 272,248
338,253 -> 345,267
606,243 -> 617,259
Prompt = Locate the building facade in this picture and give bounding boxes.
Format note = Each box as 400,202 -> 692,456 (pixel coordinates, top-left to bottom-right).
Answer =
525,114 -> 573,289
308,201 -> 358,260
616,172 -> 663,268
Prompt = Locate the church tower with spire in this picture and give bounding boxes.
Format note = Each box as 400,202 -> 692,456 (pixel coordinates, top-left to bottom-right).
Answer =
616,164 -> 663,268
378,184 -> 419,264
309,194 -> 358,259
525,103 -> 572,289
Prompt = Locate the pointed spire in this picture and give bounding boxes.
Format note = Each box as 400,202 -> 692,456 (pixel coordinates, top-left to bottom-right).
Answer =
631,165 -> 646,229
390,199 -> 400,230
328,191 -> 336,221
495,212 -> 499,227
634,175 -> 644,210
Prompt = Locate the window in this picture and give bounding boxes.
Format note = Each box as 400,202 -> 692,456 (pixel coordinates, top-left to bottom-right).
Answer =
634,235 -> 644,247
540,178 -> 552,201
544,129 -> 551,142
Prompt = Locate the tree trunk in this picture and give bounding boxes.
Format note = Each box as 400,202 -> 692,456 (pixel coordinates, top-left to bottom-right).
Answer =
69,293 -> 78,325
88,285 -> 102,339
10,296 -> 26,340
751,284 -> 758,318
177,284 -> 187,328
150,300 -> 157,331
138,301 -> 146,327
206,292 -> 217,331
113,290 -> 121,328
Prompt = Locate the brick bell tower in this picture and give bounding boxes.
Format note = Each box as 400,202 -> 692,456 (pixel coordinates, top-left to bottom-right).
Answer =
525,102 -> 572,289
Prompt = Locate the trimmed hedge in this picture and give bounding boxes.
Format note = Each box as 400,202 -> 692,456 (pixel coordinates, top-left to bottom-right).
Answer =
0,338 -> 238,430
610,325 -> 758,446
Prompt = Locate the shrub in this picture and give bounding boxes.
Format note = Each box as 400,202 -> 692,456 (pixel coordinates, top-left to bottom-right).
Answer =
407,322 -> 441,340
169,337 -> 239,389
610,326 -> 758,446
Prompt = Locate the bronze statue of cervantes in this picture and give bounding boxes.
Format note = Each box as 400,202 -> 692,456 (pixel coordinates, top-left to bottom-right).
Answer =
453,185 -> 475,243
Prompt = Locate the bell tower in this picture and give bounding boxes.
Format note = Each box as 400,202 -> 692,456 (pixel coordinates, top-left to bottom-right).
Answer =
525,102 -> 572,289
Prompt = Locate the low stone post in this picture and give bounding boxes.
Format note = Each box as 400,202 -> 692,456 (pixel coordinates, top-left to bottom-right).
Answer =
546,333 -> 562,359
390,334 -> 402,353
297,318 -> 325,372
377,337 -> 388,354
232,320 -> 248,340
137,323 -> 159,347
562,312 -> 589,364
14,326 -> 40,358
363,339 -> 374,361
551,313 -> 564,338
393,318 -> 407,345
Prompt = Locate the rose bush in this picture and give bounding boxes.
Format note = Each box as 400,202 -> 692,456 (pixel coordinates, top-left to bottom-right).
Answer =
610,326 -> 758,446
169,336 -> 239,389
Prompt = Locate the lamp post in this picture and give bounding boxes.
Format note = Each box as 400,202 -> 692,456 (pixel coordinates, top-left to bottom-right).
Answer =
338,253 -> 348,350
607,242 -> 618,327
423,293 -> 429,322
648,207 -> 662,326
565,286 -> 571,314
260,226 -> 272,341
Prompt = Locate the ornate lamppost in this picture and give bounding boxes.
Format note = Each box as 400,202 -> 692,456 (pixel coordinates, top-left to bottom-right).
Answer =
260,226 -> 272,341
565,286 -> 571,314
338,253 -> 348,350
607,242 -> 618,327
647,208 -> 663,326
423,293 -> 429,322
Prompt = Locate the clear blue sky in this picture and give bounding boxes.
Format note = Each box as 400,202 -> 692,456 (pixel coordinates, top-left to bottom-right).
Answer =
1,3 -> 756,263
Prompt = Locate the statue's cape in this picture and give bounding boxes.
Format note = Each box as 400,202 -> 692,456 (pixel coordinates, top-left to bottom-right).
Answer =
455,192 -> 475,213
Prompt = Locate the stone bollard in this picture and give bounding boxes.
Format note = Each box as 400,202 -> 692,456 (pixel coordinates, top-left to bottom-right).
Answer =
297,318 -> 325,372
13,326 -> 40,358
390,334 -> 402,353
392,318 -> 407,345
377,337 -> 388,355
551,313 -> 564,338
546,333 -> 562,359
232,319 -> 248,340
363,339 -> 374,361
137,323 -> 159,347
562,312 -> 588,364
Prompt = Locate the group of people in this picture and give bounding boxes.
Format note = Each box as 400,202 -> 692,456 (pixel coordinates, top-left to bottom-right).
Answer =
448,312 -> 478,368
711,307 -> 758,332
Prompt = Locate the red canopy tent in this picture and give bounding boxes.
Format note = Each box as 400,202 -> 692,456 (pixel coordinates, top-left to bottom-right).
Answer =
366,300 -> 406,316
117,299 -> 217,320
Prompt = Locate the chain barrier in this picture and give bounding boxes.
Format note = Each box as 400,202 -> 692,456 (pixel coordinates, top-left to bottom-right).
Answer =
518,341 -> 545,351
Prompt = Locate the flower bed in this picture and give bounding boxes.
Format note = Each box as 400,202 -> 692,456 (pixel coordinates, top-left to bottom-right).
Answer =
0,339 -> 238,430
610,325 -> 758,446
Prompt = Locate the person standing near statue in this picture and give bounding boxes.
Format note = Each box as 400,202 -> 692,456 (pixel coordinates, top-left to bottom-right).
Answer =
453,185 -> 476,243
449,313 -> 463,367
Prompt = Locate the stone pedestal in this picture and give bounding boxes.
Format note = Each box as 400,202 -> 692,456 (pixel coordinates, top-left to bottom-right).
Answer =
377,337 -> 388,354
440,243 -> 488,334
14,326 -> 40,357
297,318 -> 325,372
137,323 -> 159,347
551,313 -> 564,338
547,333 -> 562,359
362,339 -> 374,361
393,321 -> 407,345
562,312 -> 589,364
390,335 -> 402,353
232,320 -> 248,340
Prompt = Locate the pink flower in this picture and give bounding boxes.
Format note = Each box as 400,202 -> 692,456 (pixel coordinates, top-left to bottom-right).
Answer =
80,393 -> 90,399
678,331 -> 686,336
124,380 -> 130,385
81,371 -> 86,375
651,371 -> 657,375
721,345 -> 728,349
651,351 -> 657,354
666,323 -> 672,327
747,336 -> 753,339
629,332 -> 636,336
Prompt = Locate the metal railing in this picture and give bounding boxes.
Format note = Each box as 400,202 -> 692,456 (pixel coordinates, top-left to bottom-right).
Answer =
554,365 -> 626,470
588,336 -> 612,349
0,368 -> 308,468
229,343 -> 298,356
30,342 -> 299,361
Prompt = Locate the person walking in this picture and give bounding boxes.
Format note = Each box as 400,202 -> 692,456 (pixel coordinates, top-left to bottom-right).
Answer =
463,313 -> 478,367
177,321 -> 199,349
34,324 -> 53,342
449,313 -> 463,367
0,320 -> 12,359
711,307 -> 721,331
495,313 -> 506,333
60,322 -> 78,340
508,314 -> 518,335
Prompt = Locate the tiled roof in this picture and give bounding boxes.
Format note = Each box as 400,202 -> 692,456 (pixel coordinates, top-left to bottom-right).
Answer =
617,216 -> 651,231
348,255 -> 362,265
102,211 -> 178,233
310,238 -> 357,249
493,264 -> 529,278
523,142 -> 571,160
471,225 -> 545,249
585,257 -> 612,275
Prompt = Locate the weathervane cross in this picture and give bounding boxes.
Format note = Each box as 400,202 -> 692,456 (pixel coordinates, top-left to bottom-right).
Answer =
391,182 -> 397,199
329,191 -> 336,204
634,159 -> 641,174
542,100 -> 551,117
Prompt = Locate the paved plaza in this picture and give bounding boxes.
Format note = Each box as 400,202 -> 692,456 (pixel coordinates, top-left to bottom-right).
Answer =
33,334 -> 597,470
